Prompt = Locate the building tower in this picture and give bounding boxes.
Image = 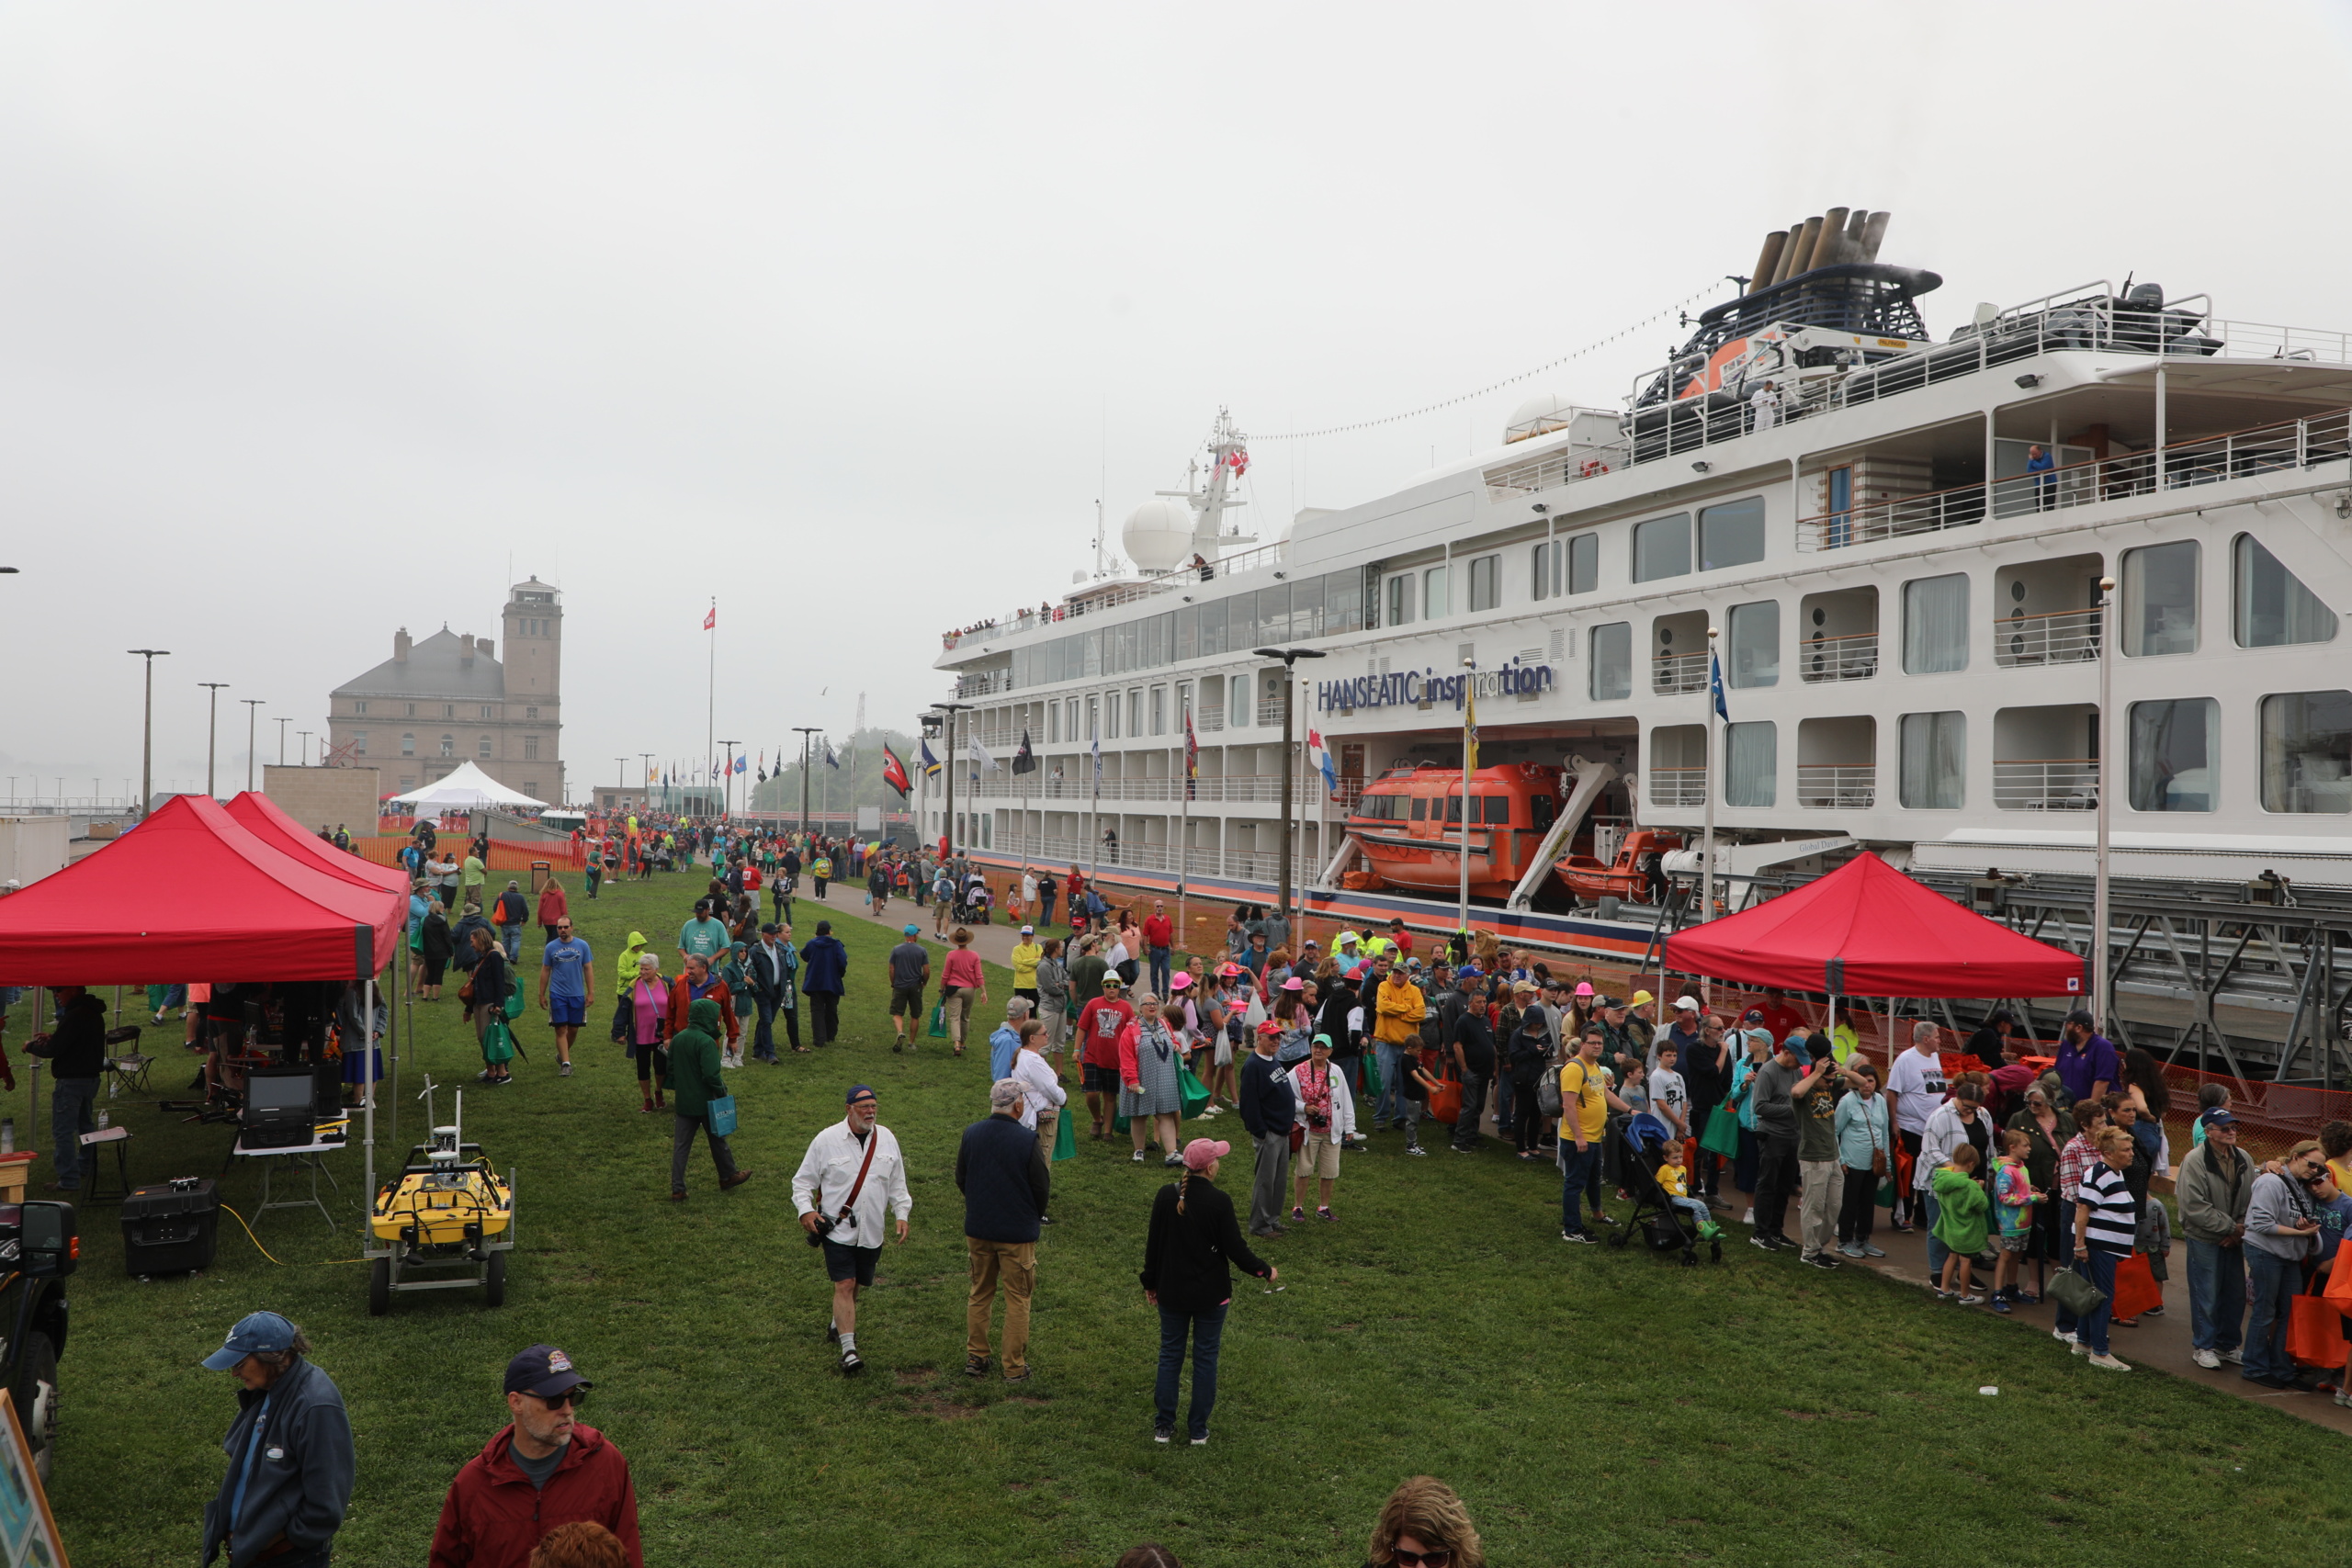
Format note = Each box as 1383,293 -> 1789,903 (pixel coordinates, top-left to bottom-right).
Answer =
503,578 -> 565,805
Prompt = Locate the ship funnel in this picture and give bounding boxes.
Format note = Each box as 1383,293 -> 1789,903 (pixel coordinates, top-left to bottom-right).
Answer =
1748,230 -> 1788,295
1860,209 -> 1891,262
1810,207 -> 1851,270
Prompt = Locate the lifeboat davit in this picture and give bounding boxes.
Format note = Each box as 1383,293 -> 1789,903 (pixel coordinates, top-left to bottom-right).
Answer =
1342,762 -> 1566,899
1556,828 -> 1683,905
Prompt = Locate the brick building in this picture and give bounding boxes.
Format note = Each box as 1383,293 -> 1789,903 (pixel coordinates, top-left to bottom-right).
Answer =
327,578 -> 566,804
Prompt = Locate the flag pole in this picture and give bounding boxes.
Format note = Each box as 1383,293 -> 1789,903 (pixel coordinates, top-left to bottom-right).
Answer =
705,597 -> 716,825
1178,705 -> 1193,947
1457,658 -> 1474,942
1703,626 -> 1720,928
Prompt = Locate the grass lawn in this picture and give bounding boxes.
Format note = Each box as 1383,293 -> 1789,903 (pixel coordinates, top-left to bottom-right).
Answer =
43,873 -> 2352,1566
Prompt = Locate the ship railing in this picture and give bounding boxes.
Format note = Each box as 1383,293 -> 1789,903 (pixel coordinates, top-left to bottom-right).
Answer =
974,771 -> 1339,806
1648,767 -> 1706,808
1993,759 -> 2100,811
1193,709 -> 1225,733
1796,403 -> 2352,550
1795,764 -> 1877,809
990,829 -> 1318,886
942,539 -> 1291,652
1797,630 -> 1879,682
1256,700 -> 1288,727
1651,650 -> 1708,694
1993,607 -> 2103,667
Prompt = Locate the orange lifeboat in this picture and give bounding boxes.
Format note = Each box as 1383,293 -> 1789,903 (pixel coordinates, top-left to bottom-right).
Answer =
1344,762 -> 1566,899
1557,829 -> 1683,905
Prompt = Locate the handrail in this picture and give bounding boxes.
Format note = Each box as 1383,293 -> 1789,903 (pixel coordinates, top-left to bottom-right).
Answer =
1798,630 -> 1879,683
1795,763 -> 1877,808
1652,651 -> 1707,694
1992,758 -> 2099,811
944,539 -> 1291,651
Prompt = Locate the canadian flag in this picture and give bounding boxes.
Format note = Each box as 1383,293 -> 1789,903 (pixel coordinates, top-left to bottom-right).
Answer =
703,604 -> 717,631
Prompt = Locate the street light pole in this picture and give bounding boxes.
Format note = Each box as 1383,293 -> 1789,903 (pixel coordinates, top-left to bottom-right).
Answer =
793,727 -> 821,839
127,649 -> 171,818
239,700 -> 264,791
275,716 -> 291,765
198,683 -> 229,796
1252,646 -> 1328,942
298,730 -> 313,766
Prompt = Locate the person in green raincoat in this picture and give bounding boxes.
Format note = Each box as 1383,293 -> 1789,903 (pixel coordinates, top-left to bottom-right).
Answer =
611,931 -> 649,1044
669,998 -> 751,1199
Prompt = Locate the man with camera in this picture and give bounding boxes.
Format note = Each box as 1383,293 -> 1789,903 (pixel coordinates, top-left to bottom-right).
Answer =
429,1345 -> 643,1568
199,1312 -> 354,1568
792,1086 -> 912,1375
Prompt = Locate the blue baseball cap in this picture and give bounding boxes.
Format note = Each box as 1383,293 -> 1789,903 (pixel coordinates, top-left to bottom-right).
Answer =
504,1343 -> 592,1398
201,1311 -> 300,1370
847,1084 -> 876,1105
903,924 -> 920,936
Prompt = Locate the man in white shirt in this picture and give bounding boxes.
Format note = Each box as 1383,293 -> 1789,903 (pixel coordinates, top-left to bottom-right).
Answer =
791,1086 -> 913,1376
1883,1022 -> 1947,1232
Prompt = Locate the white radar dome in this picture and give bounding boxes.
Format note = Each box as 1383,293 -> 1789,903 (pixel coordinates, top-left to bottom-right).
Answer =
1121,497 -> 1196,573
1504,391 -> 1576,444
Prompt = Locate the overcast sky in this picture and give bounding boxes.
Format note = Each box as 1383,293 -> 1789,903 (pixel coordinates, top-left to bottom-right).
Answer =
5,2 -> 2349,804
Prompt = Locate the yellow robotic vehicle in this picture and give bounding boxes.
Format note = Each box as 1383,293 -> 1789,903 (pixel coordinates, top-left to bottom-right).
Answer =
367,1079 -> 516,1314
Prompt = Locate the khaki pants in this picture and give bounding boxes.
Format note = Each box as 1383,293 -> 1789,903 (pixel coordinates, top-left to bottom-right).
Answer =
1035,1107 -> 1058,1160
1798,1158 -> 1839,1259
943,987 -> 977,1047
967,1237 -> 1036,1375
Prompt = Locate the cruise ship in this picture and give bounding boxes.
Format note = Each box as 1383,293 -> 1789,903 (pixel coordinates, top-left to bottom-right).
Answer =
923,210 -> 2352,1068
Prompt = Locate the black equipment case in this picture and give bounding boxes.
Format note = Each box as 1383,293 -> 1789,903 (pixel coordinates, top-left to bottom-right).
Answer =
120,1178 -> 220,1276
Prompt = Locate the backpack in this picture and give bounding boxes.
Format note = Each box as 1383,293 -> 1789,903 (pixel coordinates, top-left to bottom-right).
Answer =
1537,1067 -> 1563,1119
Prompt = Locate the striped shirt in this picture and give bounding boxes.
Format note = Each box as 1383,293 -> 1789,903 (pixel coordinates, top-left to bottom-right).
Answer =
2077,1163 -> 2138,1254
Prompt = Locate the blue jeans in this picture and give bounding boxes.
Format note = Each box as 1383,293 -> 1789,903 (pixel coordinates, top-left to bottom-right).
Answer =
2186,1237 -> 2247,1354
1148,947 -> 1170,996
1155,1303 -> 1227,1439
1560,1143 -> 1601,1235
1922,1190 -> 1946,1280
752,996 -> 781,1060
2244,1249 -> 2301,1382
1374,1043 -> 1406,1125
2075,1248 -> 2121,1355
499,922 -> 521,961
51,1077 -> 98,1190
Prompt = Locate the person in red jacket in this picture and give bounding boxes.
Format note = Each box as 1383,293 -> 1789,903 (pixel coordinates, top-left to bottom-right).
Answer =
537,877 -> 569,949
1142,899 -> 1175,998
430,1344 -> 641,1568
666,953 -> 741,1055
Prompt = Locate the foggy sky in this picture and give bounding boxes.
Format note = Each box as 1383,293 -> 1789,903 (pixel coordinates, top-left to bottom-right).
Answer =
4,2 -> 2348,802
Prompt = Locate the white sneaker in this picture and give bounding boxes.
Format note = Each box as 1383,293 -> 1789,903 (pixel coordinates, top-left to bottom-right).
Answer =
1956,1293 -> 1985,1306
2086,1353 -> 2130,1372
2221,1348 -> 2244,1365
2052,1329 -> 2076,1345
1741,1208 -> 1755,1224
2192,1348 -> 2221,1370
2071,1341 -> 2089,1357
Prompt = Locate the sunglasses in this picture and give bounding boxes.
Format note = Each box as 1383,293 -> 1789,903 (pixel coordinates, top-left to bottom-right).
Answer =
1392,1551 -> 1453,1568
532,1389 -> 587,1408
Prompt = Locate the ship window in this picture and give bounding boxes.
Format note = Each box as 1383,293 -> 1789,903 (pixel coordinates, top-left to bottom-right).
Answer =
2121,539 -> 2199,657
1567,532 -> 1598,594
1106,693 -> 1121,739
1898,711 -> 1966,808
1410,796 -> 1428,821
1632,513 -> 1691,582
2260,691 -> 2352,814
1423,566 -> 1450,619
1725,721 -> 1777,807
1467,554 -> 1501,613
1700,496 -> 1767,571
1531,794 -> 1555,831
1150,685 -> 1166,736
1480,795 -> 1511,825
2234,535 -> 2337,648
1443,795 -> 1464,823
1727,600 -> 1780,688
1385,574 -> 1415,627
1228,674 -> 1248,728
1589,622 -> 1632,701
1531,542 -> 1555,601
1902,573 -> 1970,673
1127,688 -> 1143,736
2129,696 -> 2217,812
1195,598 -> 1226,658
1255,584 -> 1291,644
1324,571 -> 1364,635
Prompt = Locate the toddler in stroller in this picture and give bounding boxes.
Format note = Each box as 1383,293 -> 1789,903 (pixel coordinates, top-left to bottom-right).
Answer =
1612,1112 -> 1723,1265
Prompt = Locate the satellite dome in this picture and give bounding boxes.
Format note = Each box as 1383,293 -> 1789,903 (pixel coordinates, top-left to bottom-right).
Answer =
1121,497 -> 1195,573
1504,392 -> 1576,444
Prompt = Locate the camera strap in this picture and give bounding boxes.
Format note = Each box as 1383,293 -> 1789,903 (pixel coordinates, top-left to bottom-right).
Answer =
820,1126 -> 880,1237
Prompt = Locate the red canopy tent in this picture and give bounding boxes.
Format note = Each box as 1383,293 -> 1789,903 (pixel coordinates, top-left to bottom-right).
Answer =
224,791 -> 412,896
0,794 -> 403,985
1662,852 -> 2087,998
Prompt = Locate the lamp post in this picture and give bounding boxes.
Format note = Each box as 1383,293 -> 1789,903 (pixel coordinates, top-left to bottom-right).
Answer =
791,727 -> 821,838
718,740 -> 741,821
127,649 -> 171,818
198,683 -> 229,797
275,716 -> 291,765
298,730 -> 313,766
2094,573 -> 2117,1026
933,705 -> 970,863
1251,647 -> 1328,942
239,700 -> 264,791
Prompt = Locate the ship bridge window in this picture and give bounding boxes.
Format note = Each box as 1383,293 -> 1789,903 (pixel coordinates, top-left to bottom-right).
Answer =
2261,690 -> 2352,814
2122,540 -> 2199,657
1590,622 -> 1632,701
1385,574 -> 1415,627
1533,534 -> 1600,599
1700,497 -> 1767,571
2129,696 -> 2217,812
1467,554 -> 1501,613
1423,566 -> 1450,619
1632,513 -> 1692,583
2234,536 -> 2338,648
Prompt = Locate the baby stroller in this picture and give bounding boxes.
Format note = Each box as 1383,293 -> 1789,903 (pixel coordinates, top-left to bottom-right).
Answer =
956,878 -> 994,926
1610,1112 -> 1722,1267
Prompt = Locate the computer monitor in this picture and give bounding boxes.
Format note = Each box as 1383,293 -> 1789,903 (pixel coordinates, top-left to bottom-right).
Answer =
245,1070 -> 316,1117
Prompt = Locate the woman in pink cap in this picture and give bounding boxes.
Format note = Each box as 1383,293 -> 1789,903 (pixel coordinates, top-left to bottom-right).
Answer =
1138,1137 -> 1277,1446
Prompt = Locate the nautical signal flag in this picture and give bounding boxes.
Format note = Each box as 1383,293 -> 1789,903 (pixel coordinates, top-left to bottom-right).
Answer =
1709,649 -> 1729,722
920,739 -> 942,778
881,745 -> 911,798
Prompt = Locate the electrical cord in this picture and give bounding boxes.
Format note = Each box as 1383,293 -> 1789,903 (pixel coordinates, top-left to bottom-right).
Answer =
216,1202 -> 366,1268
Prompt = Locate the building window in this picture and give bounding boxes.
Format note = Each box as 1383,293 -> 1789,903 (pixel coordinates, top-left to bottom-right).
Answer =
405,703 -> 416,717
526,705 -> 540,720
525,782 -> 538,797
440,735 -> 455,757
480,705 -> 493,719
399,776 -> 415,790
2234,535 -> 2338,648
1423,565 -> 1449,620
353,700 -> 368,716
401,733 -> 416,756
524,737 -> 539,761
1699,496 -> 1766,571
1150,686 -> 1166,736
2121,539 -> 2199,656
1725,721 -> 1777,807
2261,690 -> 2352,814
1902,573 -> 1970,673
1727,600 -> 1780,688
1589,622 -> 1632,701
352,731 -> 368,755
2129,696 -> 2217,811
1466,554 -> 1500,612
1632,513 -> 1692,582
479,736 -> 493,759
1899,711 -> 1966,807
444,704 -> 455,719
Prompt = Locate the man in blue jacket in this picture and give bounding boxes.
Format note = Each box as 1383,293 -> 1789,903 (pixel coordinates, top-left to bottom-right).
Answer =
956,1078 -> 1051,1382
201,1312 -> 354,1568
799,920 -> 850,1048
1238,1021 -> 1297,1238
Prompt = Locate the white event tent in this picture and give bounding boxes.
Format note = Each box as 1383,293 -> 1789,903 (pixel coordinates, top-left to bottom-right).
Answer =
388,761 -> 548,811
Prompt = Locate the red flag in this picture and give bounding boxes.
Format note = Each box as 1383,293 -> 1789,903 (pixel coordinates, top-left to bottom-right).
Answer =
880,745 -> 911,799
703,604 -> 717,631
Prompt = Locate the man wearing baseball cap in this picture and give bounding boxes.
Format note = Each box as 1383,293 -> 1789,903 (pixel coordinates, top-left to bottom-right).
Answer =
1010,924 -> 1046,1011
791,1086 -> 913,1375
886,923 -> 931,1053
1143,899 -> 1174,997
199,1312 -> 353,1568
429,1345 -> 642,1567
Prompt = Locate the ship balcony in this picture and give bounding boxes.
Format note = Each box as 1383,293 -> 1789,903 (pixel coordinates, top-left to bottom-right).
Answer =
1994,759 -> 2099,811
1652,651 -> 1708,695
1795,764 -> 1877,809
1648,767 -> 1706,808
1993,607 -> 2102,667
1798,631 -> 1879,682
1257,700 -> 1288,727
1193,709 -> 1225,733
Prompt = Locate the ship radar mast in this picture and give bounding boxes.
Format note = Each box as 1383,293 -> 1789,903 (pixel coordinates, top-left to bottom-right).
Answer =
1156,407 -> 1258,564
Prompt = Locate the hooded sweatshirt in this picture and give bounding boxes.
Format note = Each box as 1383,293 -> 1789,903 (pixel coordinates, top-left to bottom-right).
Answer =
614,933 -> 649,999
667,999 -> 727,1119
1930,1164 -> 1991,1256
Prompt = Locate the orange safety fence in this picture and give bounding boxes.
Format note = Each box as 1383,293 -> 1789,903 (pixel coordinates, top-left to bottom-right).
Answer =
353,836 -> 586,874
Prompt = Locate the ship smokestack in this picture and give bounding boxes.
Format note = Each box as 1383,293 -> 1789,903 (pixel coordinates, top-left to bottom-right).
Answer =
1749,231 -> 1788,294
1860,209 -> 1892,262
1786,216 -> 1825,281
1809,207 -> 1850,270
1770,219 -> 1808,285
